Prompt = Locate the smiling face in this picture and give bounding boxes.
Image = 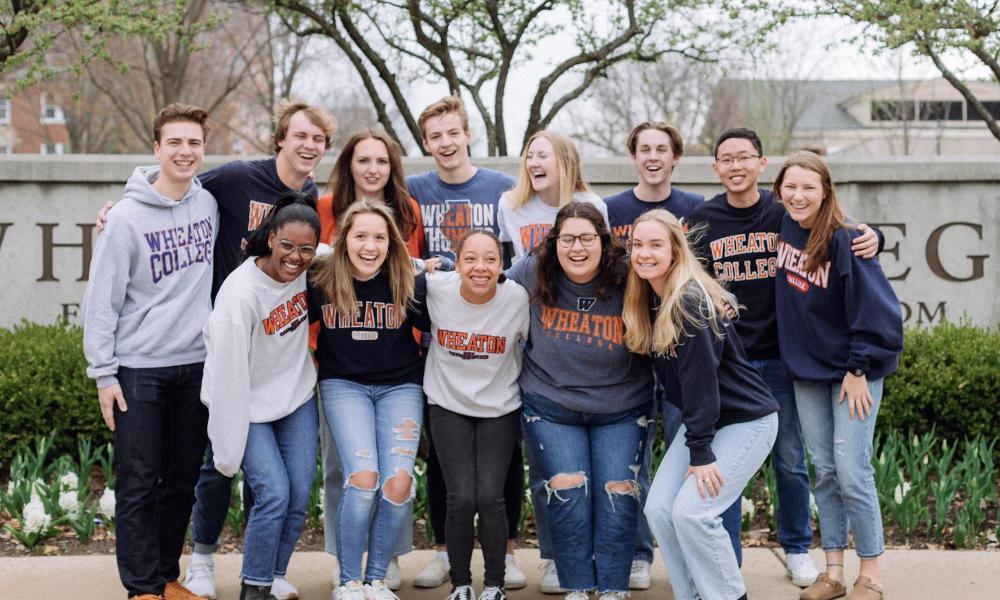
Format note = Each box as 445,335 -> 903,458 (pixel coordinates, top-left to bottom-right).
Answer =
346,212 -> 390,279
276,110 -> 327,179
351,137 -> 391,199
154,120 -> 205,185
457,232 -> 503,303
421,111 -> 472,175
632,128 -> 679,188
629,219 -> 675,294
779,165 -> 825,229
712,137 -> 767,197
262,221 -> 318,283
556,217 -> 602,284
525,135 -> 560,198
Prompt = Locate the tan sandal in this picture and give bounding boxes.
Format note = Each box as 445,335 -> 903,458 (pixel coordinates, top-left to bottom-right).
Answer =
800,573 -> 847,600
846,576 -> 883,600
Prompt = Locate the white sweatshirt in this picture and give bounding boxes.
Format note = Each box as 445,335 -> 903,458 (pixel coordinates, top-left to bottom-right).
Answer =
423,271 -> 529,417
201,258 -> 316,477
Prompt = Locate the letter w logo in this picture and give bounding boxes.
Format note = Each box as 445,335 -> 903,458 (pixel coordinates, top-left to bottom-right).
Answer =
577,297 -> 597,312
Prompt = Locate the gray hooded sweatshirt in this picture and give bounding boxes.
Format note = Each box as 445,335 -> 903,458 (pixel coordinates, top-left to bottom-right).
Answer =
83,166 -> 218,388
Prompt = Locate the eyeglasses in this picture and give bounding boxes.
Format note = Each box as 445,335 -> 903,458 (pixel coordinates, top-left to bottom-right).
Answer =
715,154 -> 761,168
277,239 -> 317,259
557,233 -> 599,248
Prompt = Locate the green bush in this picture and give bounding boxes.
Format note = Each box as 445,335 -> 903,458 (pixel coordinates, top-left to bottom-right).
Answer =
0,321 -> 110,466
882,319 -> 1000,440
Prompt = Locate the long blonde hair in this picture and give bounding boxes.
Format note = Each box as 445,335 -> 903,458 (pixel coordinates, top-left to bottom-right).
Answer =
310,200 -> 415,319
508,130 -> 591,209
623,210 -> 733,355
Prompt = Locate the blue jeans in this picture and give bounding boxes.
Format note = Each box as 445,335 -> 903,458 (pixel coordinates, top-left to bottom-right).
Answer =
319,408 -> 414,557
114,363 -> 208,596
794,378 -> 885,558
752,358 -> 814,554
190,444 -> 238,554
646,414 -> 777,600
319,379 -> 423,584
241,397 -> 319,586
522,392 -> 649,593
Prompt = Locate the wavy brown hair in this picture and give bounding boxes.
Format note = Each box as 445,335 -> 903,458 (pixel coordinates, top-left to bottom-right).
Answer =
532,202 -> 624,306
772,151 -> 848,274
324,129 -> 417,240
310,200 -> 415,319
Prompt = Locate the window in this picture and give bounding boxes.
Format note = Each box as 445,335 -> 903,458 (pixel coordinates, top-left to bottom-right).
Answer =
968,101 -> 1000,121
0,145 -> 10,154
919,101 -> 963,121
0,97 -> 9,123
40,142 -> 65,155
871,100 -> 915,121
40,92 -> 65,124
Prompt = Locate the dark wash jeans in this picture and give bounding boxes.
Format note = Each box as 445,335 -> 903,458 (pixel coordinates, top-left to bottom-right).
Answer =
429,405 -> 522,588
114,363 -> 208,597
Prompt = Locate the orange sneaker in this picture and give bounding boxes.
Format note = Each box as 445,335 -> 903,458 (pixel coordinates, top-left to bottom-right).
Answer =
165,580 -> 207,600
133,595 -> 165,600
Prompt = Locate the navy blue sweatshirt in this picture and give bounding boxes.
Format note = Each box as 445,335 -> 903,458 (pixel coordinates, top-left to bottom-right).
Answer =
775,215 -> 903,383
604,187 -> 703,242
652,290 -> 778,466
201,159 -> 317,298
308,272 -> 429,385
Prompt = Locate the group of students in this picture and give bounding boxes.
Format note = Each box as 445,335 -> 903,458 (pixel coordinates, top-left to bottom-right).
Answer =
83,94 -> 904,600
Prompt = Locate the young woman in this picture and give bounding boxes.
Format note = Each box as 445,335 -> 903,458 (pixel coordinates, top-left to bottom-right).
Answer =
498,130 -> 609,259
424,230 -> 530,600
308,201 -> 429,600
773,152 -> 903,600
622,209 -> 778,600
506,202 -> 651,600
201,192 -> 320,600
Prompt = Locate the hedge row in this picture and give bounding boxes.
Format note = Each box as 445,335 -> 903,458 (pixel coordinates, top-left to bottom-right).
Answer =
0,319 -> 997,465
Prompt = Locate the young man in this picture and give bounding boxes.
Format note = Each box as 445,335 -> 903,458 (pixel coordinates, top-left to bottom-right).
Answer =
83,104 -> 217,600
688,128 -> 882,588
601,121 -> 742,591
98,99 -> 336,600
405,96 -> 530,592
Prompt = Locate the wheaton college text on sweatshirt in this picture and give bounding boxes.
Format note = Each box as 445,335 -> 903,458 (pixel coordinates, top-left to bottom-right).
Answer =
201,258 -> 317,477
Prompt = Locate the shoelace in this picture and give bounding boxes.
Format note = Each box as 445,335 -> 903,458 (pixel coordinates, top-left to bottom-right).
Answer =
368,582 -> 398,600
448,585 -> 475,600
479,586 -> 505,600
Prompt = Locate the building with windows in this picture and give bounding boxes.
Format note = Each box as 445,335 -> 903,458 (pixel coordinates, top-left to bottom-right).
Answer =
0,86 -> 70,154
704,78 -> 1000,156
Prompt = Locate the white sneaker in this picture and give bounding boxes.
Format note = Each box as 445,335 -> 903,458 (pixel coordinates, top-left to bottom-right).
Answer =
384,557 -> 402,591
365,580 -> 400,600
334,581 -> 367,600
448,585 -> 476,600
628,559 -> 650,590
272,576 -> 300,600
785,552 -> 820,587
331,556 -> 341,586
504,554 -> 527,590
564,592 -> 590,600
414,555 -> 450,588
597,593 -> 628,600
182,558 -> 217,600
479,585 -> 507,600
540,560 -> 565,594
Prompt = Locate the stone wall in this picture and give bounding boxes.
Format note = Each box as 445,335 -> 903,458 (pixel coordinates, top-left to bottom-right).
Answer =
0,154 -> 996,327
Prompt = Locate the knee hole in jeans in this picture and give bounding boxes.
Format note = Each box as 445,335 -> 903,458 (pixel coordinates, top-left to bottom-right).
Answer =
347,470 -> 378,491
382,468 -> 413,505
545,471 -> 587,503
392,416 -> 419,441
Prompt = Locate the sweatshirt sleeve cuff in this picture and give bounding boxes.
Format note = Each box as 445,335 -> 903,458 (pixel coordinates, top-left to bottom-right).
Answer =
689,445 -> 717,467
846,357 -> 871,374
96,375 -> 119,389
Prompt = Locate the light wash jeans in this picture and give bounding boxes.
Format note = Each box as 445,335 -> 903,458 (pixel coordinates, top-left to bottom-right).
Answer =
319,379 -> 423,584
318,408 -> 412,557
794,378 -> 885,558
240,397 -> 319,586
646,414 -> 777,600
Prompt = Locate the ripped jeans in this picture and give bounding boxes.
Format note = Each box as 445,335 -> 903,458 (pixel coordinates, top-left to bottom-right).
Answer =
521,392 -> 649,593
319,379 -> 423,585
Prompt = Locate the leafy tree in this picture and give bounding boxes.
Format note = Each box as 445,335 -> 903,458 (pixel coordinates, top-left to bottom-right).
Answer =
273,0 -> 777,155
822,0 -> 1000,142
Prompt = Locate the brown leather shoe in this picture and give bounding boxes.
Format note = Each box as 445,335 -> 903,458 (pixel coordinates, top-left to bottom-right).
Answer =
800,573 -> 847,600
132,595 -> 165,600
165,580 -> 207,600
846,576 -> 883,600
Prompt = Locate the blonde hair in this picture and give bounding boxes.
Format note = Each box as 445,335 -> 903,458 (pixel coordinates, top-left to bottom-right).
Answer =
623,210 -> 733,355
508,130 -> 591,209
310,200 -> 415,319
418,95 -> 470,139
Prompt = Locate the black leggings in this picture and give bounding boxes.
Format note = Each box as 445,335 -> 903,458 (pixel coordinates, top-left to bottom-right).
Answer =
428,405 -> 522,587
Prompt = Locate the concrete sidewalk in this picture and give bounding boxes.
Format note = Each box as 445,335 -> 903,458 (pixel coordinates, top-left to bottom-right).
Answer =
1,548 -> 998,599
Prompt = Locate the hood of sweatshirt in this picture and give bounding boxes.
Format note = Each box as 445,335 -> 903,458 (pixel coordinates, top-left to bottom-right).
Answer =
123,165 -> 205,208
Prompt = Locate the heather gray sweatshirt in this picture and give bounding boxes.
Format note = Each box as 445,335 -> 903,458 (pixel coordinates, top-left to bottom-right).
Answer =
83,166 -> 218,388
